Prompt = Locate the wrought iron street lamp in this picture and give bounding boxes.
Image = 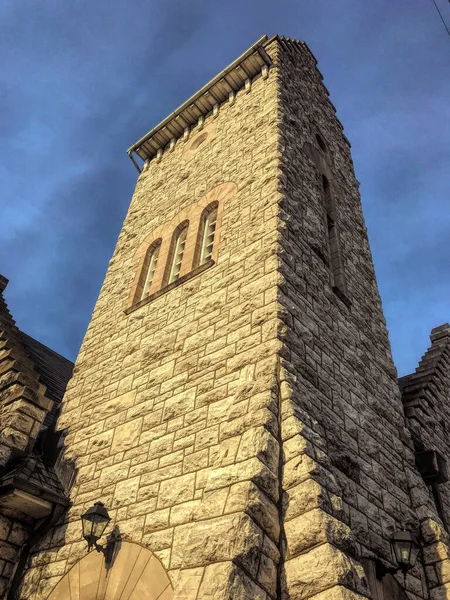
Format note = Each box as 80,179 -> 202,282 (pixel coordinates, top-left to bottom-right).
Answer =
81,502 -> 120,567
376,529 -> 421,579
390,530 -> 421,573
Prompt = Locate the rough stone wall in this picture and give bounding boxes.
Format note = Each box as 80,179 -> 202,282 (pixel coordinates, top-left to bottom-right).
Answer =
400,324 -> 450,597
274,38 -> 449,600
22,40 -> 284,600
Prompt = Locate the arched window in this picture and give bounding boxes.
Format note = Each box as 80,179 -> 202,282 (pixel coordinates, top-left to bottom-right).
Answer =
165,222 -> 189,285
196,203 -> 218,267
140,240 -> 161,299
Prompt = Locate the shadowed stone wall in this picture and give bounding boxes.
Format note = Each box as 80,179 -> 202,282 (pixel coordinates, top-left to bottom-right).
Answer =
400,324 -> 450,598
274,37 -> 450,600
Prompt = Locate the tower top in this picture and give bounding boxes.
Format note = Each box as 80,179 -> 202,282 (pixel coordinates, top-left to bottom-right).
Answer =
126,35 -> 311,166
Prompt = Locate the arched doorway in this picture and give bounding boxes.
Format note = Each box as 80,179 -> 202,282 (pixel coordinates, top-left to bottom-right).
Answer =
46,542 -> 173,600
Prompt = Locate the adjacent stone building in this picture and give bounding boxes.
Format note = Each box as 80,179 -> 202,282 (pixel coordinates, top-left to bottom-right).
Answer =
0,275 -> 73,599
1,34 -> 450,600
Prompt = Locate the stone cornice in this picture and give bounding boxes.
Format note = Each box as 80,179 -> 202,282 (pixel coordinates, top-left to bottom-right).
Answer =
127,34 -> 272,166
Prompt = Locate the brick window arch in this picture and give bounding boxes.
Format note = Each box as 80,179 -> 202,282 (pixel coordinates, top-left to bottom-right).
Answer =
136,239 -> 162,301
164,221 -> 189,285
194,202 -> 218,268
125,182 -> 237,313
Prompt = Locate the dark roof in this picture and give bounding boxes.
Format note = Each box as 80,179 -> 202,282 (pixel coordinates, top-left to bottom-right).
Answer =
0,454 -> 69,506
20,332 -> 73,428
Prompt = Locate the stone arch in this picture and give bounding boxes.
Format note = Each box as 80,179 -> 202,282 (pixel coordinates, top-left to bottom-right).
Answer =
183,181 -> 236,268
125,181 -> 237,310
45,541 -> 173,600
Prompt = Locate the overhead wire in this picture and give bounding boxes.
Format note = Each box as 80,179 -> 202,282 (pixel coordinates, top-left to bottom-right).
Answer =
431,0 -> 450,38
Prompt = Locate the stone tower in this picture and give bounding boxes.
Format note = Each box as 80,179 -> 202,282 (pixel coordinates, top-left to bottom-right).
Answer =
19,35 -> 450,600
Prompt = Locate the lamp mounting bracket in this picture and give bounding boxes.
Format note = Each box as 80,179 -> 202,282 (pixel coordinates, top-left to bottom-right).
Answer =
90,530 -> 121,568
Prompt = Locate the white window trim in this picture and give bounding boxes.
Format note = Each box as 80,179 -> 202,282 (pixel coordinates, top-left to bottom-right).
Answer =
141,243 -> 161,298
200,207 -> 217,265
168,226 -> 188,284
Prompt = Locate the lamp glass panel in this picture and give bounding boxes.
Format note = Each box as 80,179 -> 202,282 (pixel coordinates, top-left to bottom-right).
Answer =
82,516 -> 93,539
92,514 -> 109,539
409,544 -> 420,567
393,540 -> 412,564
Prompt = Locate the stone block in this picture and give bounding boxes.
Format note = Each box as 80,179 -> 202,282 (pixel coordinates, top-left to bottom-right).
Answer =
236,425 -> 279,474
431,583 -> 450,600
284,543 -> 367,600
158,473 -> 195,509
284,478 -> 333,521
284,508 -> 355,559
423,541 -> 450,565
257,551 -> 277,596
111,418 -> 142,454
172,567 -> 204,600
150,432 -> 174,458
144,508 -> 170,533
209,436 -> 240,467
96,390 -> 136,419
171,513 -> 264,576
205,457 -> 278,502
284,454 -> 339,494
305,585 -> 369,600
197,561 -> 267,600
99,460 -> 130,487
225,481 -> 280,540
163,389 -> 196,421
118,516 -> 145,542
142,527 -> 173,551
112,476 -> 140,508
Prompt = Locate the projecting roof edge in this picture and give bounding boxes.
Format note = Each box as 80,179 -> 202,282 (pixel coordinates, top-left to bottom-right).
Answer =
127,34 -> 273,163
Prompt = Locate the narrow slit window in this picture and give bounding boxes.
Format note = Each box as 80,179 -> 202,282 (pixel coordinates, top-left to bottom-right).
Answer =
199,205 -> 218,265
321,175 -> 348,301
141,241 -> 161,299
167,224 -> 188,284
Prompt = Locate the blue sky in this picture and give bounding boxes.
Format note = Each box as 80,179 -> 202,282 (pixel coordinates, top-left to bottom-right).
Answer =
1,0 -> 449,376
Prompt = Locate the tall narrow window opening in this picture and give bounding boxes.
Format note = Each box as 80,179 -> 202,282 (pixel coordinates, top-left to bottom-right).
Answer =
140,241 -> 161,299
198,204 -> 218,266
166,223 -> 189,285
321,175 -> 349,304
316,133 -> 327,153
